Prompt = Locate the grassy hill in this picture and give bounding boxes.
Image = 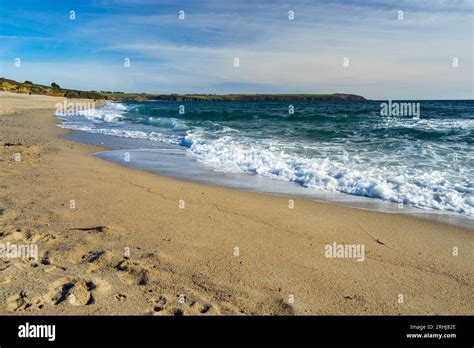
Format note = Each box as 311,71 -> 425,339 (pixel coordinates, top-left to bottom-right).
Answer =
0,77 -> 109,100
1,77 -> 367,102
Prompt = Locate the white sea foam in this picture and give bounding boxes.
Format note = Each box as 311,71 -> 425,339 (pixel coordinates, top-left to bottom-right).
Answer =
56,103 -> 179,144
58,123 -> 181,145
184,130 -> 474,216
81,102 -> 128,122
378,116 -> 474,131
56,102 -> 128,124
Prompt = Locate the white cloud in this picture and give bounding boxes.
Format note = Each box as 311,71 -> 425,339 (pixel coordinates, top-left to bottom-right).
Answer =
1,0 -> 472,98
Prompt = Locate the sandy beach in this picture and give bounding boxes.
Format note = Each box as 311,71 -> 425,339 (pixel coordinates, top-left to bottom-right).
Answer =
0,92 -> 472,315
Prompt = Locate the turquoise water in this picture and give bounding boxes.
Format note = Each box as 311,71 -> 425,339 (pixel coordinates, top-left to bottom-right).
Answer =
57,100 -> 474,217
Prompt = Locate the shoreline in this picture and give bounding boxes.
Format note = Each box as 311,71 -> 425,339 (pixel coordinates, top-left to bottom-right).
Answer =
58,99 -> 474,224
0,92 -> 472,315
63,120 -> 473,231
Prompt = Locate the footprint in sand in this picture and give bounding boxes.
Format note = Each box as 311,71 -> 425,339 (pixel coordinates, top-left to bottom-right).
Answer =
43,277 -> 95,306
3,228 -> 32,242
30,232 -> 57,243
68,280 -> 95,306
91,277 -> 112,296
6,291 -> 45,312
190,301 -> 213,314
148,293 -> 216,316
40,250 -> 66,271
254,298 -> 295,315
114,293 -> 127,302
6,291 -> 30,312
81,250 -> 113,272
115,259 -> 151,286
6,291 -> 46,312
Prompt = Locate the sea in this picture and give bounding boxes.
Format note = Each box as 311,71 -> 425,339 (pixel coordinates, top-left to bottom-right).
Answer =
56,100 -> 474,227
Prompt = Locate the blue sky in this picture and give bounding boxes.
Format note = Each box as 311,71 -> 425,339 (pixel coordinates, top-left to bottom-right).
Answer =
0,0 -> 472,99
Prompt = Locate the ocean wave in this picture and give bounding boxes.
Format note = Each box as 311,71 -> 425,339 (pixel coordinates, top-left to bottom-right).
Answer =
55,102 -> 130,123
56,101 -> 474,217
184,130 -> 474,216
146,117 -> 189,131
81,102 -> 128,122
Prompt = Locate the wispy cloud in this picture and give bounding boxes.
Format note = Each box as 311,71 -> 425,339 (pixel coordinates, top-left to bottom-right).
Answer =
0,0 -> 472,99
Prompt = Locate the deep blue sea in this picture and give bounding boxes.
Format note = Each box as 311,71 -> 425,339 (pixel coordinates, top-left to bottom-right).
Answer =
57,100 -> 474,218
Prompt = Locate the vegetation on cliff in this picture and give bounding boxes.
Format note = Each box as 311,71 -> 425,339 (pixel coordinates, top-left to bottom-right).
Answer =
1,77 -> 367,102
0,77 -> 108,100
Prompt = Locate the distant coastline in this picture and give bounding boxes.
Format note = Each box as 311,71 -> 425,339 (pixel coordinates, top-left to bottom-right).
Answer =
0,77 -> 367,102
